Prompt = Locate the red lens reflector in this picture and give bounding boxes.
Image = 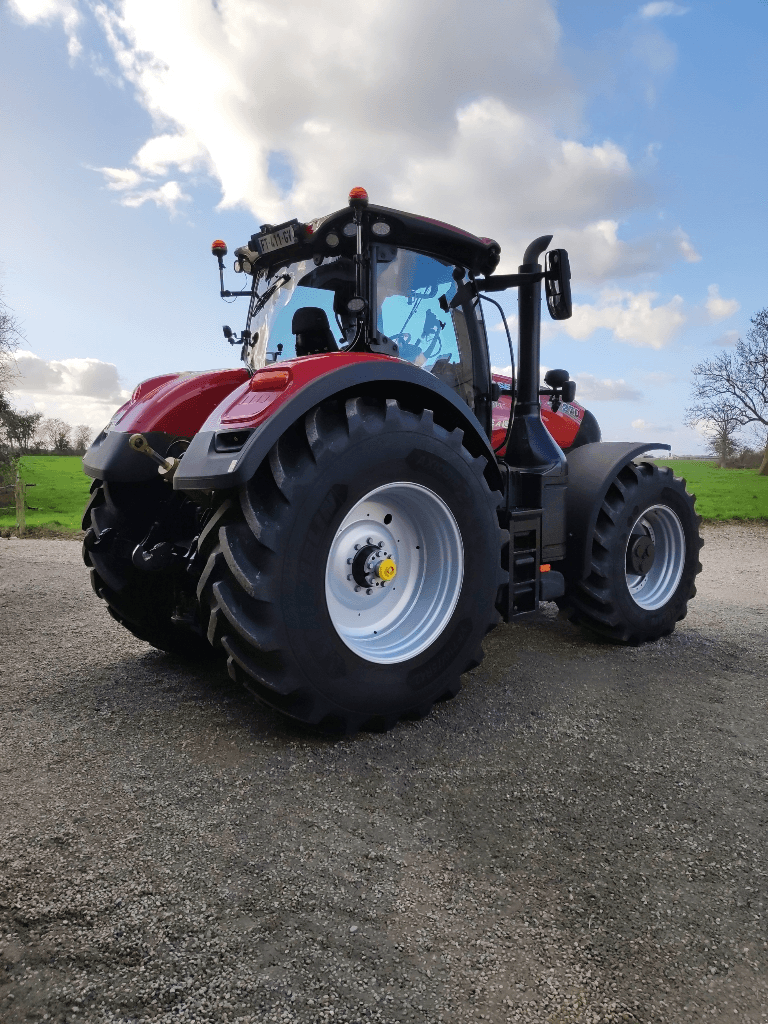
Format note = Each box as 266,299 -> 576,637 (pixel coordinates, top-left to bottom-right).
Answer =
249,369 -> 292,391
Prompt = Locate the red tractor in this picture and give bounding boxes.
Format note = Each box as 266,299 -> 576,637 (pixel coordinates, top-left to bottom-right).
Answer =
82,188 -> 702,732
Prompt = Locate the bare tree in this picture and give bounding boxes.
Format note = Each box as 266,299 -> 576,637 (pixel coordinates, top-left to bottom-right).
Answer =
72,424 -> 93,454
688,308 -> 768,475
38,416 -> 73,454
0,286 -> 25,480
0,287 -> 24,395
684,401 -> 743,468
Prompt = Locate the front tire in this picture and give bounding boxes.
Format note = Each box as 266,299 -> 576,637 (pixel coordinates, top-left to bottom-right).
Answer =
556,460 -> 702,643
197,396 -> 507,732
82,478 -> 215,657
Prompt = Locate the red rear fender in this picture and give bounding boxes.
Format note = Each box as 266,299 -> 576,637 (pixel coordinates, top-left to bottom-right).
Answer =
113,368 -> 250,436
83,367 -> 250,482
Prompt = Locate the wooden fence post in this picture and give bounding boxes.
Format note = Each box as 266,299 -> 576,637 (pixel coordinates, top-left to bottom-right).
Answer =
15,473 -> 25,538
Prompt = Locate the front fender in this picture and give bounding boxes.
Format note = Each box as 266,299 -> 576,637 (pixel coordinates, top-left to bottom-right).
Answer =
174,354 -> 500,491
83,367 -> 249,481
562,441 -> 671,582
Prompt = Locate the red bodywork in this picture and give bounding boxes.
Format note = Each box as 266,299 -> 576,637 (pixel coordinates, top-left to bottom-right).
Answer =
116,358 -> 584,452
109,368 -> 249,437
490,372 -> 583,455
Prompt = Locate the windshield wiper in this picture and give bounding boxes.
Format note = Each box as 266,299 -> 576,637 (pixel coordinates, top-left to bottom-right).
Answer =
250,272 -> 292,318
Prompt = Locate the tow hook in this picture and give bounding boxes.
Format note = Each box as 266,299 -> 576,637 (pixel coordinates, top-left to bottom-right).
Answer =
128,434 -> 180,481
132,540 -> 182,572
132,519 -> 189,572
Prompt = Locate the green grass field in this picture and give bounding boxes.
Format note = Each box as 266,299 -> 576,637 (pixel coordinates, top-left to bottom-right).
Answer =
0,456 -> 92,533
1,455 -> 766,536
655,459 -> 768,521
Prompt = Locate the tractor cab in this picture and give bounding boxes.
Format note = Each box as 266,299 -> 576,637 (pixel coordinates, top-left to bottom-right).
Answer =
214,188 -> 502,424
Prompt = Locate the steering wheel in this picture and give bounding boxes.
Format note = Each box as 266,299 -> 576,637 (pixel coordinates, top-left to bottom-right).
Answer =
389,332 -> 422,361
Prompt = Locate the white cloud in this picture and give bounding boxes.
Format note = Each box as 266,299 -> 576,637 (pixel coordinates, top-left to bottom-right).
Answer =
8,351 -> 131,435
576,375 -> 643,402
120,181 -> 191,214
705,284 -> 740,322
14,0 -> 698,284
133,133 -> 206,176
11,350 -> 128,401
552,220 -> 699,284
560,289 -> 686,349
9,0 -> 82,58
639,2 -> 689,18
98,166 -> 144,191
632,417 -> 673,432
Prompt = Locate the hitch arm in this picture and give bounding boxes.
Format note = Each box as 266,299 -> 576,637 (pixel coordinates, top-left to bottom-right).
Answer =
128,434 -> 179,479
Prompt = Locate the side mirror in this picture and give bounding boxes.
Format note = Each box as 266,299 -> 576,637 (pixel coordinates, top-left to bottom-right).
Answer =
545,249 -> 572,321
562,380 -> 576,403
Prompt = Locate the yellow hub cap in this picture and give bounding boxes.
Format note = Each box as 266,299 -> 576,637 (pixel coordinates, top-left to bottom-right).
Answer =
377,558 -> 397,582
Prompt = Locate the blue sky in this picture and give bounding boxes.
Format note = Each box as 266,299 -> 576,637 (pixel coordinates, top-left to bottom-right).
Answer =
1,0 -> 766,453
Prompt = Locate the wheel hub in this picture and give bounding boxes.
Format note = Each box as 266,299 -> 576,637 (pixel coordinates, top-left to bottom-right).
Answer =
624,504 -> 685,610
348,539 -> 396,592
627,535 -> 655,576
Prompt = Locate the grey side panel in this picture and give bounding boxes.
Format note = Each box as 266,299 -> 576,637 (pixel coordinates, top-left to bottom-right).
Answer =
174,361 -> 498,491
563,442 -> 671,581
83,430 -> 182,482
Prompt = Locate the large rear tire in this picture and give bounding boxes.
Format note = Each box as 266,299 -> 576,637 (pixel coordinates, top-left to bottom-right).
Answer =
83,478 -> 215,657
556,460 -> 702,643
197,396 -> 507,733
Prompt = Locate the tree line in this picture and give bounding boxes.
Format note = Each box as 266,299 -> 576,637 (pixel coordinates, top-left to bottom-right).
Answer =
0,398 -> 93,456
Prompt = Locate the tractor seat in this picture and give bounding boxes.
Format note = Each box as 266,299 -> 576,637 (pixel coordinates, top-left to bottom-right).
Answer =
292,307 -> 339,356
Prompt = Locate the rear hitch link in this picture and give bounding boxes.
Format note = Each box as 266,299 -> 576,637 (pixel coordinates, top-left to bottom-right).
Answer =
126,434 -> 196,572
128,433 -> 180,480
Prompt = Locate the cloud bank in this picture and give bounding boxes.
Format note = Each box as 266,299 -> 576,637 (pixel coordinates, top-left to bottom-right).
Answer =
10,0 -> 698,280
8,351 -> 130,433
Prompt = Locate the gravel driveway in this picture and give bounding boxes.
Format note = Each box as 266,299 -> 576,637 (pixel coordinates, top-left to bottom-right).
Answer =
1,522 -> 767,1024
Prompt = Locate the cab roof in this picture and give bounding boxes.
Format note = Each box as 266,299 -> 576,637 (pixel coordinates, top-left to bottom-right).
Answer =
238,202 -> 502,278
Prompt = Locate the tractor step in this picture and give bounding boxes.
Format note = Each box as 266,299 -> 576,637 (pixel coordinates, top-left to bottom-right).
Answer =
504,509 -> 565,620
508,511 -> 542,617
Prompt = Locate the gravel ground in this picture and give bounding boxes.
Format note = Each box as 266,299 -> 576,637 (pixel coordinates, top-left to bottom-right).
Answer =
1,521 -> 767,1024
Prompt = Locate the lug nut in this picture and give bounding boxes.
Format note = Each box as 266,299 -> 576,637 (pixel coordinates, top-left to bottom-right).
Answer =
354,586 -> 361,592
366,537 -> 373,544
366,589 -> 373,595
347,557 -> 354,564
347,575 -> 353,581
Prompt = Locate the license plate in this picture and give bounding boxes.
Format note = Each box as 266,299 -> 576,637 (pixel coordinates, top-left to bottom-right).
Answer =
257,224 -> 296,254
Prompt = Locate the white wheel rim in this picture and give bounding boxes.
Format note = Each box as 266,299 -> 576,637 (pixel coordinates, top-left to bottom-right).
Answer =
625,504 -> 686,610
325,482 -> 464,664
